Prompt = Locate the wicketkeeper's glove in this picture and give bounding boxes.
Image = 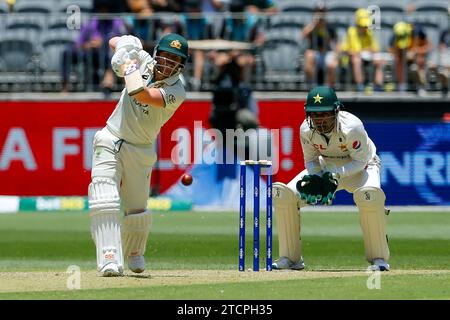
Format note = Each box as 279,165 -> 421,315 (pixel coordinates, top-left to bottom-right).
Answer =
321,172 -> 339,205
296,174 -> 323,205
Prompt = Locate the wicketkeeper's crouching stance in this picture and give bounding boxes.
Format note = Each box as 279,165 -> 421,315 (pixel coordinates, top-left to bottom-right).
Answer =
88,33 -> 189,276
272,86 -> 390,271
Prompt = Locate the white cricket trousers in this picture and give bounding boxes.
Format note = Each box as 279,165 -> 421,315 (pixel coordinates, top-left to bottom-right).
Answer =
91,127 -> 157,213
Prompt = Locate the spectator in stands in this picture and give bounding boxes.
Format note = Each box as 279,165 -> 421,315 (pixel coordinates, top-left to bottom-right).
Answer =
151,0 -> 183,12
389,22 -> 431,96
149,0 -> 184,47
182,0 -> 228,91
225,0 -> 268,82
228,0 -> 251,42
6,0 -> 14,12
340,8 -> 384,92
61,0 -> 127,94
239,0 -> 277,44
429,26 -> 450,97
124,0 -> 154,50
301,3 -> 338,87
124,0 -> 184,52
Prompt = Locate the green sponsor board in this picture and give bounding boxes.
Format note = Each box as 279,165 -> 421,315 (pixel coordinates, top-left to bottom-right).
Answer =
19,197 -> 192,212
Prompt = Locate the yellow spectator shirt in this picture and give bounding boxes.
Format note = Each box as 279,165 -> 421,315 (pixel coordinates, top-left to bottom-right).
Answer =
341,26 -> 379,53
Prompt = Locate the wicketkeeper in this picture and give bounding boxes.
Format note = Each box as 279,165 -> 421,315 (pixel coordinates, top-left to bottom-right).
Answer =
88,33 -> 189,276
272,86 -> 390,271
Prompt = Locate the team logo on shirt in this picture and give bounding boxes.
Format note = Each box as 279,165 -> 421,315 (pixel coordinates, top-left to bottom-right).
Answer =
133,98 -> 149,115
313,144 -> 326,150
94,147 -> 103,157
352,140 -> 361,149
168,94 -> 176,104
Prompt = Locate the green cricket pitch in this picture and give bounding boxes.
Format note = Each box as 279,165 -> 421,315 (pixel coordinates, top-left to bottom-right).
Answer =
1,210 -> 450,299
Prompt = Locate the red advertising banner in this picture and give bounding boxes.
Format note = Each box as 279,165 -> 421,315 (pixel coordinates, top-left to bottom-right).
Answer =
0,100 -> 305,195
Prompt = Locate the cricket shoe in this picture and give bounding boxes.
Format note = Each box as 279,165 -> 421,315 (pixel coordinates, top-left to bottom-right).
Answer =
100,262 -> 123,277
370,258 -> 390,271
272,256 -> 305,270
128,255 -> 146,273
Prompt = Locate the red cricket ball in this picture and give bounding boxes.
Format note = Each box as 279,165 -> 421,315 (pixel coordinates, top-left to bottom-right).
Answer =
181,173 -> 193,186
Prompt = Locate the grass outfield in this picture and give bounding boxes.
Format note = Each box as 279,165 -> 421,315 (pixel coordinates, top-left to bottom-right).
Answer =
0,210 -> 450,299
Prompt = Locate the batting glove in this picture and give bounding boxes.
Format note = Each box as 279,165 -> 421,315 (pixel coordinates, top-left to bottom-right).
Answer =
115,35 -> 143,52
111,48 -> 139,78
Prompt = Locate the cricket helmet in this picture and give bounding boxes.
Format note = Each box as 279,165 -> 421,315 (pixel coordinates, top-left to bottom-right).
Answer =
153,33 -> 189,78
304,86 -> 343,112
304,86 -> 343,134
154,33 -> 188,61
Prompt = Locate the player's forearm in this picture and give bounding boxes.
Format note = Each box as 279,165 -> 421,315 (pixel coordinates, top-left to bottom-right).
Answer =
132,87 -> 165,108
332,159 -> 366,178
305,160 -> 322,175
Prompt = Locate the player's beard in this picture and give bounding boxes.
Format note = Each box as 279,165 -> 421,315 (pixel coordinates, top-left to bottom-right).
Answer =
311,115 -> 336,134
154,56 -> 183,80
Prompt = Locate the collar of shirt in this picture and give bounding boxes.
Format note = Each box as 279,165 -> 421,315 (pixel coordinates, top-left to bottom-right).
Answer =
148,73 -> 180,87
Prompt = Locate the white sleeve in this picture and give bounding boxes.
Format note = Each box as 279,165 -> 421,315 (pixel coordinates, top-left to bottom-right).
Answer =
347,124 -> 372,164
329,124 -> 371,178
331,159 -> 366,178
159,81 -> 186,109
300,124 -> 322,175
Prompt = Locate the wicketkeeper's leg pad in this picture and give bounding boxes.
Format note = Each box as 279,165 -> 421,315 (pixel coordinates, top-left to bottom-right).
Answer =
88,177 -> 124,271
273,182 -> 302,263
353,186 -> 390,263
121,210 -> 152,257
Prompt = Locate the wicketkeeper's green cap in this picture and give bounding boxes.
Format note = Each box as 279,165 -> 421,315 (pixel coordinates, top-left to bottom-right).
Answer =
305,86 -> 342,112
155,33 -> 189,61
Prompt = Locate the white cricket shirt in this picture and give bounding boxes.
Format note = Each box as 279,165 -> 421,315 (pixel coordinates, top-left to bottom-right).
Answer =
107,51 -> 186,145
300,111 -> 377,178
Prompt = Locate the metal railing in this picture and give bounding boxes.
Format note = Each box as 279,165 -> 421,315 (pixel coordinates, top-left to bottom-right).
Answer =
0,11 -> 448,93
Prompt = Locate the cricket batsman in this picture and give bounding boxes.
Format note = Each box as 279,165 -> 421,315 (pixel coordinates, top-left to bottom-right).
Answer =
272,86 -> 390,271
88,33 -> 189,276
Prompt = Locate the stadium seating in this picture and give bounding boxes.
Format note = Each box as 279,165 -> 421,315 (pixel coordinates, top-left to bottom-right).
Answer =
375,21 -> 395,52
13,0 -> 54,14
326,0 -> 365,15
0,0 -> 448,92
414,0 -> 449,14
5,14 -> 45,35
260,37 -> 302,89
38,31 -> 77,72
277,1 -> 315,13
58,0 -> 93,13
371,0 -> 406,14
269,14 -> 305,30
0,35 -> 36,72
0,1 -> 8,14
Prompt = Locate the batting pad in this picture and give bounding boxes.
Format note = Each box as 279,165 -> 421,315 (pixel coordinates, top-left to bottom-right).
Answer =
121,210 -> 152,257
353,186 -> 390,262
88,177 -> 124,270
273,182 -> 302,263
